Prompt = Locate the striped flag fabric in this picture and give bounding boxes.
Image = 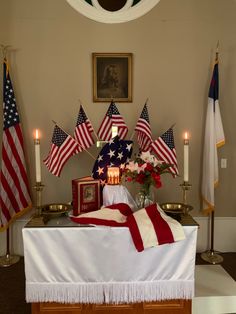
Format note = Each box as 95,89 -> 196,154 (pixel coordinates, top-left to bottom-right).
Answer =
70,203 -> 185,252
0,59 -> 32,231
74,105 -> 94,153
134,103 -> 152,152
44,125 -> 79,177
151,128 -> 179,177
97,101 -> 128,141
202,55 -> 225,213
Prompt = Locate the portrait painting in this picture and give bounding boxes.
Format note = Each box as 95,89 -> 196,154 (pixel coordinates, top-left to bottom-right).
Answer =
93,53 -> 132,102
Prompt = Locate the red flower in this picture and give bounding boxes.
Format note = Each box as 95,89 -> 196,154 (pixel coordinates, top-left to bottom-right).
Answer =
136,173 -> 145,184
151,173 -> 162,188
126,177 -> 133,182
145,163 -> 153,172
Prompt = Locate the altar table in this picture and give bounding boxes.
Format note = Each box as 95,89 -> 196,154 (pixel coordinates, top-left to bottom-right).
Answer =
22,214 -> 198,314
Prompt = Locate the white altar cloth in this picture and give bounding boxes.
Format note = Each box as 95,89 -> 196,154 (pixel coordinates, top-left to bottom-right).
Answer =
23,220 -> 197,304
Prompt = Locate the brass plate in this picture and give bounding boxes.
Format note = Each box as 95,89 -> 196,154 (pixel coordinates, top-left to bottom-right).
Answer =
160,202 -> 193,214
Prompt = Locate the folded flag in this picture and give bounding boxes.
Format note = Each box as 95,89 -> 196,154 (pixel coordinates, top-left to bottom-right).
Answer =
70,203 -> 185,252
92,136 -> 133,184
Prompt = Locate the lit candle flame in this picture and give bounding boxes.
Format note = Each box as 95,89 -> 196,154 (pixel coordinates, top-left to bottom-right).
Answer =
184,132 -> 189,140
35,129 -> 39,140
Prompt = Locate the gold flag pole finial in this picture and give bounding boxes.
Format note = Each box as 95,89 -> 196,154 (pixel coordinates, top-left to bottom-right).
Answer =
0,44 -> 11,59
216,41 -> 219,61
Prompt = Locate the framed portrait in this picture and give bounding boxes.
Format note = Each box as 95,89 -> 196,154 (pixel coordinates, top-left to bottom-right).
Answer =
93,52 -> 132,102
72,177 -> 101,216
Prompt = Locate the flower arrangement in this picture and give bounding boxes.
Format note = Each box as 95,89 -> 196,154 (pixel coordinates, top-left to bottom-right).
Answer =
122,151 -> 171,196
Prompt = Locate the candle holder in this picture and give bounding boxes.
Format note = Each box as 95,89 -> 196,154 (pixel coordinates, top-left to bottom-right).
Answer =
33,182 -> 44,217
179,181 -> 192,213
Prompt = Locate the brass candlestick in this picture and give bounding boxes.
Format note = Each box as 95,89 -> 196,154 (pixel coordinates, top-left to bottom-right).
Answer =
180,181 -> 192,214
33,182 -> 44,216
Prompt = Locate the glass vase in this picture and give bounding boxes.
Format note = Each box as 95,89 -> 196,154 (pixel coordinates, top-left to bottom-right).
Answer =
135,185 -> 155,209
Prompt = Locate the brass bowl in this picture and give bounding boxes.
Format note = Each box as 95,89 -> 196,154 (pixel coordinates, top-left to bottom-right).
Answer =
41,203 -> 72,215
160,202 -> 193,214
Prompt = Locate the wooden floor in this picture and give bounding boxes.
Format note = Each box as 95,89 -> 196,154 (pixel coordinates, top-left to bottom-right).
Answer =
0,253 -> 235,314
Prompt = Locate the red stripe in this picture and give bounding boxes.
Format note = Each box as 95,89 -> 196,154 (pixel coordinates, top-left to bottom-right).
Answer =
0,197 -> 11,221
52,138 -> 78,176
5,127 -> 30,191
145,204 -> 174,244
2,145 -> 28,207
126,214 -> 144,252
0,172 -> 20,213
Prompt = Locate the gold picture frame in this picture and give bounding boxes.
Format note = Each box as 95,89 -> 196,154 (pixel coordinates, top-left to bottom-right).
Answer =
93,53 -> 132,102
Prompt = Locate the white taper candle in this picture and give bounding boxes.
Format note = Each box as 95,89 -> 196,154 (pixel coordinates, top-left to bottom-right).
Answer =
34,129 -> 41,183
184,132 -> 189,182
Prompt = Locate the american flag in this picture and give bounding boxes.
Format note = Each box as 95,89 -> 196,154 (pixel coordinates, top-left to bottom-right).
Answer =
92,136 -> 133,185
134,103 -> 152,152
74,105 -> 94,153
97,101 -> 128,141
44,125 -> 79,177
151,128 -> 179,177
0,59 -> 32,231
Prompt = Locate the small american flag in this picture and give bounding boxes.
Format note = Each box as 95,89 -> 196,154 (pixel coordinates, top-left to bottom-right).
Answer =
0,59 -> 32,231
151,128 -> 179,177
134,103 -> 152,152
44,125 -> 79,177
74,105 -> 94,153
97,101 -> 128,141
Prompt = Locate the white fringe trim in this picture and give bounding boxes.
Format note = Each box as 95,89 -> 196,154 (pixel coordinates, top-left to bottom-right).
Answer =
26,280 -> 194,304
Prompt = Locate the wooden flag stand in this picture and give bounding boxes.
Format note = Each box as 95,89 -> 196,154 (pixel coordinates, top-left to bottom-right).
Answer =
0,227 -> 20,267
201,211 -> 223,264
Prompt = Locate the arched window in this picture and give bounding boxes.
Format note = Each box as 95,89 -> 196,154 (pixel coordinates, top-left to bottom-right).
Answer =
66,0 -> 161,23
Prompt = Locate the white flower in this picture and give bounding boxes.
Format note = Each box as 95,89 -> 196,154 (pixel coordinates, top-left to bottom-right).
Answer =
126,161 -> 141,173
140,151 -> 153,163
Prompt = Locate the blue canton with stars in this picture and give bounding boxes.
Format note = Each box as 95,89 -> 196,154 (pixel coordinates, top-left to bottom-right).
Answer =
92,136 -> 133,184
140,103 -> 150,123
3,61 -> 20,130
160,128 -> 175,150
52,125 -> 68,146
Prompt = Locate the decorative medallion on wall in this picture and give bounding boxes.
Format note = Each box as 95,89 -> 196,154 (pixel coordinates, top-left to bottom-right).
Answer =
66,0 -> 161,23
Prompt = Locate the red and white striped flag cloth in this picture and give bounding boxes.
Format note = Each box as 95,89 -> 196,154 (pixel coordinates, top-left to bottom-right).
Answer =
74,105 -> 94,153
135,103 -> 152,152
44,125 -> 79,177
97,101 -> 128,141
70,203 -> 185,252
151,128 -> 179,177
0,59 -> 32,231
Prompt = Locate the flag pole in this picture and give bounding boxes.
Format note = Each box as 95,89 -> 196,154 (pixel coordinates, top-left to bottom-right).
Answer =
52,120 -> 96,160
201,41 -> 223,265
0,227 -> 20,267
0,45 -> 20,267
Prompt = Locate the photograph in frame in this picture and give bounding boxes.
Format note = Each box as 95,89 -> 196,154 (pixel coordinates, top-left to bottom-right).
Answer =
93,53 -> 132,102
